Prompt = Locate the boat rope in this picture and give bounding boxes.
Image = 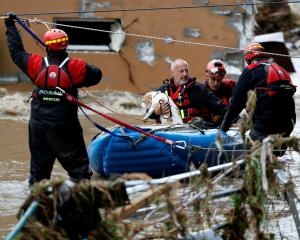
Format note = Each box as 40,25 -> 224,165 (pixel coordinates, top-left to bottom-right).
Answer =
15,17 -> 300,59
57,87 -> 187,149
80,89 -> 155,124
2,1 -> 300,17
79,106 -> 136,143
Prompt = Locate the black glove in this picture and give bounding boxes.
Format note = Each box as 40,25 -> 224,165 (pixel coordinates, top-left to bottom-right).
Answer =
4,12 -> 17,27
6,12 -> 17,20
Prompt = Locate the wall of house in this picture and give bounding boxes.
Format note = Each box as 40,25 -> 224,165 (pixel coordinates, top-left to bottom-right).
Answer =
0,0 -> 250,93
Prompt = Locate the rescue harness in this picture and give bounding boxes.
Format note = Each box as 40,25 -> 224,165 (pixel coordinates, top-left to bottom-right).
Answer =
250,61 -> 296,97
32,57 -> 74,103
164,79 -> 200,123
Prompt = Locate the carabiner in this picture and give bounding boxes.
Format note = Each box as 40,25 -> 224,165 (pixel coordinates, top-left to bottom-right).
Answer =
173,140 -> 187,150
55,86 -> 66,94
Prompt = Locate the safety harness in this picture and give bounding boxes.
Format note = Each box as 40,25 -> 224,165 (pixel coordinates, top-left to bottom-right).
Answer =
32,57 -> 74,103
164,79 -> 200,123
254,61 -> 296,97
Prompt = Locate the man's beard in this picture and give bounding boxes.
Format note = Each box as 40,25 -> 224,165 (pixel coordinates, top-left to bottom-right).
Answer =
178,78 -> 188,85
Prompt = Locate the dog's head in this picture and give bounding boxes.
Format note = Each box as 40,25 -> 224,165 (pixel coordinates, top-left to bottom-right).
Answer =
141,92 -> 156,111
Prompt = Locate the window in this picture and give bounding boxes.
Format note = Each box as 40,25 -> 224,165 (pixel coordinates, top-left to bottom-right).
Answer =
54,19 -> 125,52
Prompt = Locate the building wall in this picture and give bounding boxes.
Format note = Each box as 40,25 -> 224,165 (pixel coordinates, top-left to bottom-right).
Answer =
0,0 -> 251,93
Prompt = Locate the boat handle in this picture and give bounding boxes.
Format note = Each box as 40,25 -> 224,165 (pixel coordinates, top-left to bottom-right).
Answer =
173,140 -> 187,150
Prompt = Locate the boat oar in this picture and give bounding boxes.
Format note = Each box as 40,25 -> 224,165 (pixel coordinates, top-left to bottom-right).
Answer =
5,201 -> 39,240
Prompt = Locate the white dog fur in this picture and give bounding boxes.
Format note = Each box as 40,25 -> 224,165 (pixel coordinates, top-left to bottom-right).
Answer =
141,91 -> 183,124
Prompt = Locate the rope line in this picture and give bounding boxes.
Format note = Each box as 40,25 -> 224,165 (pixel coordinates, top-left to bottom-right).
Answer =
25,18 -> 300,59
2,1 -> 300,17
80,89 -> 156,124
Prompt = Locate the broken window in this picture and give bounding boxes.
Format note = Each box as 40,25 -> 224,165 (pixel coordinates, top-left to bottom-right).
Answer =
54,19 -> 125,52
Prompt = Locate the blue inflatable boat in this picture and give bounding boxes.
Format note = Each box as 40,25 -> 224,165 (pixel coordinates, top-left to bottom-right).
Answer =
88,125 -> 245,178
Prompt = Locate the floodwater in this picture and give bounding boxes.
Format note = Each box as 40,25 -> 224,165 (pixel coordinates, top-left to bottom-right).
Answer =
1,83 -> 300,239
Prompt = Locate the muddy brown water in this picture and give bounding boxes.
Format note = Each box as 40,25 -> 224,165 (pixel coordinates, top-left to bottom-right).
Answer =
0,118 -> 104,237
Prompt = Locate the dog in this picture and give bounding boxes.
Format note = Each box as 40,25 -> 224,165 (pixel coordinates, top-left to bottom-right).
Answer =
141,91 -> 183,124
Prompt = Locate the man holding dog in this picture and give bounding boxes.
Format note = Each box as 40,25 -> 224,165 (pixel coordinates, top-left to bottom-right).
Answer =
154,58 -> 227,125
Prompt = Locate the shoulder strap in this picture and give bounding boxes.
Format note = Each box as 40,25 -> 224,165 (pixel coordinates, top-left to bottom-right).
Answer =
44,57 -> 49,67
44,57 -> 69,68
59,57 -> 70,68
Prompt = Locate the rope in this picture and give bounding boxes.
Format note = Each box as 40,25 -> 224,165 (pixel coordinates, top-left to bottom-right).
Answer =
2,1 -> 300,17
79,105 -> 136,143
24,17 -> 300,59
80,89 -> 156,124
14,17 -> 45,47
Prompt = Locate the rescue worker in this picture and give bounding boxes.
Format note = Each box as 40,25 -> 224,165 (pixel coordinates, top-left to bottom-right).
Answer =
5,13 -> 102,187
220,43 -> 296,145
205,59 -> 236,105
202,59 -> 236,123
154,58 -> 227,125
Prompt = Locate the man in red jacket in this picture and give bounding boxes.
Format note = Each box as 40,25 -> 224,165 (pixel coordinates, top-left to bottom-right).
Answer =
5,13 -> 102,187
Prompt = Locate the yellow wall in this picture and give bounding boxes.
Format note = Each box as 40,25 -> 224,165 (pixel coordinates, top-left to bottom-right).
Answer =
0,0 -> 240,93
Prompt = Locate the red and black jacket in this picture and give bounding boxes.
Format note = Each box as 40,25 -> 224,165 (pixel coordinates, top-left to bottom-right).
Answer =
221,58 -> 296,135
5,20 -> 102,123
157,78 -> 227,124
202,79 -> 236,123
205,79 -> 236,105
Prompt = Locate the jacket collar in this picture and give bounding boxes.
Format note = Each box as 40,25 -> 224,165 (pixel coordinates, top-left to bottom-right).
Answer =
47,50 -> 68,60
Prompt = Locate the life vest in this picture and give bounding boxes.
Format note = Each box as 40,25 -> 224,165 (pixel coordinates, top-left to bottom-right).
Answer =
32,57 -> 74,103
254,62 -> 296,97
163,79 -> 200,123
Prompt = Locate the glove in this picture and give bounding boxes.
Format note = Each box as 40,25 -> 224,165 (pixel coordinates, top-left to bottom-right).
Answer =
4,12 -> 17,26
6,12 -> 17,20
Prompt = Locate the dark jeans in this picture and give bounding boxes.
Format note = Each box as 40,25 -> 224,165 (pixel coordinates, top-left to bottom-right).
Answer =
249,129 -> 267,142
28,118 -> 92,187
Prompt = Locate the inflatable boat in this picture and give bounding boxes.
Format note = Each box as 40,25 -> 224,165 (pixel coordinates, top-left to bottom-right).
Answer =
87,125 -> 245,178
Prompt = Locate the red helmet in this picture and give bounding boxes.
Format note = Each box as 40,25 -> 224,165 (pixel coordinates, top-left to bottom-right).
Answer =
244,42 -> 265,63
206,59 -> 226,80
43,29 -> 69,51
